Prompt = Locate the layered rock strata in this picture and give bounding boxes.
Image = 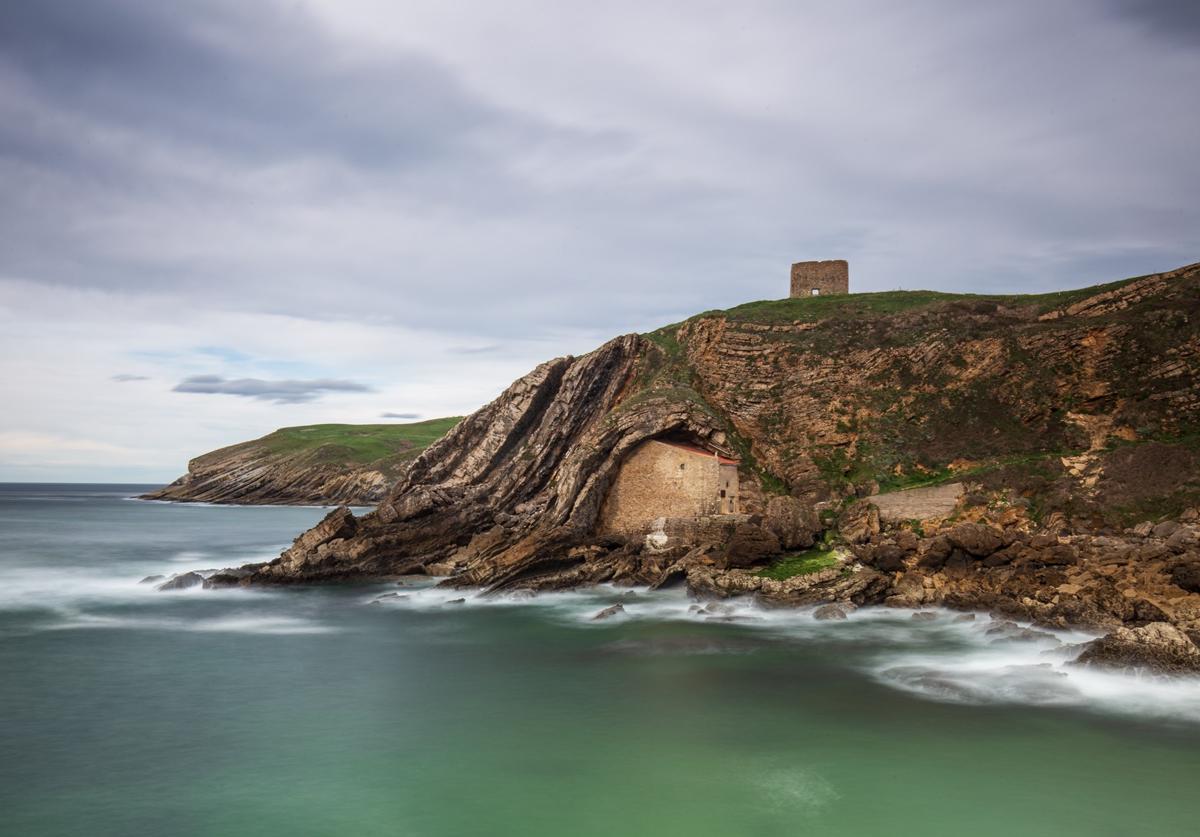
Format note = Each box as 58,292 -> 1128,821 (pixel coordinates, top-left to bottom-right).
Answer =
208,264 -> 1200,670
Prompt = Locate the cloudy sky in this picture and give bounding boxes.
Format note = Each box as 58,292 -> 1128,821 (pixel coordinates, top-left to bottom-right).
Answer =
1,0 -> 1197,482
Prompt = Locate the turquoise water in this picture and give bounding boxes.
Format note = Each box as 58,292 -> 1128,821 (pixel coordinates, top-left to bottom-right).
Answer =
2,484 -> 1199,837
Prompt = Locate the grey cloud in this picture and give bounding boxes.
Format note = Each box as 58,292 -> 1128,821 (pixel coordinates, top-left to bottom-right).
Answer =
380,412 -> 421,420
1104,0 -> 1200,45
0,0 -> 1197,347
172,375 -> 372,404
111,374 -> 149,382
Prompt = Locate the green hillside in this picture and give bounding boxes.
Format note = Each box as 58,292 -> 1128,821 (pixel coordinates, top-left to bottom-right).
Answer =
197,417 -> 462,478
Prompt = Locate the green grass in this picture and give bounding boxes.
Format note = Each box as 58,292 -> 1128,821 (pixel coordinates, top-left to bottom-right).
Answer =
198,417 -> 463,477
706,290 -> 961,324
261,418 -> 462,462
754,548 -> 840,581
687,273 -> 1147,326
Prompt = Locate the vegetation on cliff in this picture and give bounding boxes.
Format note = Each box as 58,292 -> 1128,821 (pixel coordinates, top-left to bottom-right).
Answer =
143,418 -> 461,505
208,263 -> 1200,671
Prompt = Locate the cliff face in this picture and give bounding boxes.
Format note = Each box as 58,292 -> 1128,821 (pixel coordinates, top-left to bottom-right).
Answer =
143,419 -> 460,505
233,264 -> 1200,640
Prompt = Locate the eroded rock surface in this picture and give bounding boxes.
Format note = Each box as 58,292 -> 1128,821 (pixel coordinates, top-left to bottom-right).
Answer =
200,264 -> 1200,670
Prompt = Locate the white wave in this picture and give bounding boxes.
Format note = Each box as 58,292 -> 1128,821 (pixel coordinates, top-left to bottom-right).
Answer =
365,585 -> 1200,722
47,610 -> 337,635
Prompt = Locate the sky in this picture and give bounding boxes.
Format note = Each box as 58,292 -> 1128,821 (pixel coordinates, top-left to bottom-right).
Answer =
1,0 -> 1198,482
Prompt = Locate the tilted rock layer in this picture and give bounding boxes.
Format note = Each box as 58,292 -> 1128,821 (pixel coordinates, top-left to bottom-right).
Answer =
143,420 -> 459,506
224,264 -> 1200,666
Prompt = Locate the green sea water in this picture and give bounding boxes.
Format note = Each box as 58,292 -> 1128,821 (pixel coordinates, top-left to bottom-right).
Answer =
1,484 -> 1198,837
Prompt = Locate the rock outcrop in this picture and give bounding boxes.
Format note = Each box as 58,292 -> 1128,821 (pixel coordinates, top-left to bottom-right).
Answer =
1075,623 -> 1200,675
208,263 -> 1200,670
142,419 -> 459,505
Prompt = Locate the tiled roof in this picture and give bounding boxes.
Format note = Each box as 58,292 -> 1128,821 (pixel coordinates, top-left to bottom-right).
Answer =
656,439 -> 740,465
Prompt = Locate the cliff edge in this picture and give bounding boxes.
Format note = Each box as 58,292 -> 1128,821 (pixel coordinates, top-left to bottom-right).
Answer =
215,263 -> 1200,665
142,419 -> 460,505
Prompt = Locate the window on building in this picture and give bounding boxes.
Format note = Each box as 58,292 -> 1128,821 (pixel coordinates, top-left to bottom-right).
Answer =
719,490 -> 726,498
811,288 -> 820,296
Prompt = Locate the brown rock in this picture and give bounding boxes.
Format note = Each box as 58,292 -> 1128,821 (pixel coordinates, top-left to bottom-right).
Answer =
763,496 -> 819,550
865,544 -> 908,572
592,604 -> 626,621
839,500 -> 880,545
1170,560 -> 1200,594
1075,623 -> 1200,675
1152,521 -> 1180,539
946,523 -> 1005,557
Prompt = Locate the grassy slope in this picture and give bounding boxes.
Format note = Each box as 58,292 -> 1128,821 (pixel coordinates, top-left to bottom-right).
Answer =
197,418 -> 462,477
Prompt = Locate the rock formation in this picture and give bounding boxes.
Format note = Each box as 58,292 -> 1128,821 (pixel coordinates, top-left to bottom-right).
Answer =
142,419 -> 459,505
208,263 -> 1200,672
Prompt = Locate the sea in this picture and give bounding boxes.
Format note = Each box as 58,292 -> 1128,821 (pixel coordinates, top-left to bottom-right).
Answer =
1,483 -> 1198,836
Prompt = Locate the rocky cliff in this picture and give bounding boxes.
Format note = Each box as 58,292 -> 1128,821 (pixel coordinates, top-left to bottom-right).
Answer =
216,263 -> 1200,667
143,419 -> 460,505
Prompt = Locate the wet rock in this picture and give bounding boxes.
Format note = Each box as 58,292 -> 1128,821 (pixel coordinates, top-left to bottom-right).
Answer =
202,566 -> 255,588
911,611 -> 938,622
1075,623 -> 1200,675
954,613 -> 977,622
986,620 -> 1056,642
592,604 -> 626,621
813,604 -> 848,621
373,592 -> 408,601
138,574 -> 165,585
444,598 -> 466,605
156,572 -> 204,591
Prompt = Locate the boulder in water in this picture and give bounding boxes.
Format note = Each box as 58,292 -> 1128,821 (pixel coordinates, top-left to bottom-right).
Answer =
813,604 -> 848,621
592,604 -> 625,621
156,572 -> 204,591
138,574 -> 165,585
1074,623 -> 1200,675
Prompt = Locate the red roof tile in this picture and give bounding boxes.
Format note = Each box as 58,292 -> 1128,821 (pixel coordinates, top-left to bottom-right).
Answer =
656,439 -> 740,465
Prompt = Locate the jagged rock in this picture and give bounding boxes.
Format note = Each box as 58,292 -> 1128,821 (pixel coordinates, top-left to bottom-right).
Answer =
1075,623 -> 1200,675
138,574 -> 165,585
946,523 -> 1005,557
862,544 -> 907,572
592,604 -> 626,621
813,604 -> 848,620
839,500 -> 880,545
918,536 -> 953,569
763,496 -> 819,550
720,522 -> 781,569
911,611 -> 938,621
156,572 -> 204,591
187,263 -> 1200,650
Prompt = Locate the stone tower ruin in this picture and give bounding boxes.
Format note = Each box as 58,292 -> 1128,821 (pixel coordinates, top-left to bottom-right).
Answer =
790,260 -> 849,297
